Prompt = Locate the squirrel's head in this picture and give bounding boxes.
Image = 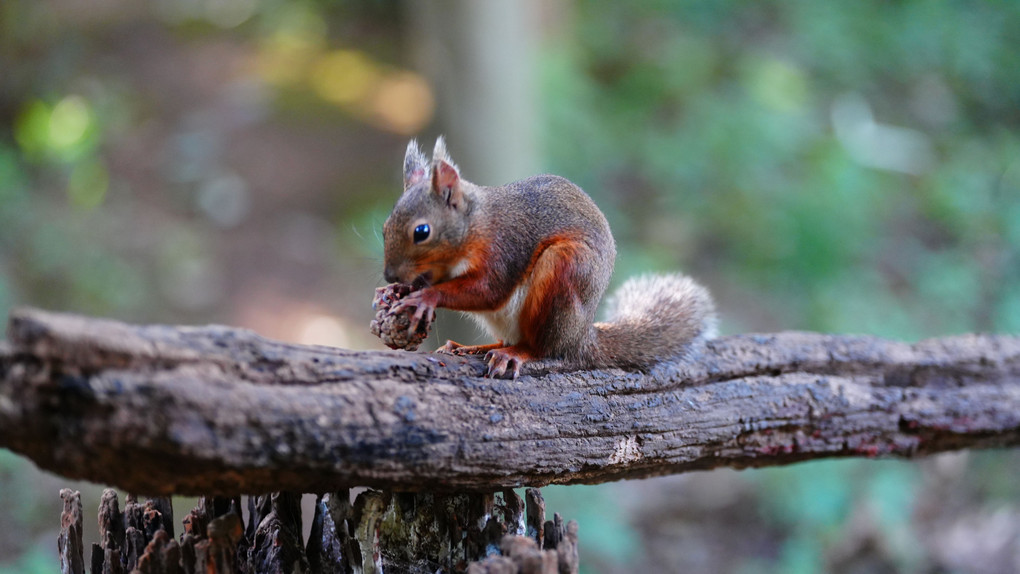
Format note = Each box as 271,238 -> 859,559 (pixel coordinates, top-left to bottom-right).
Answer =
383,137 -> 474,285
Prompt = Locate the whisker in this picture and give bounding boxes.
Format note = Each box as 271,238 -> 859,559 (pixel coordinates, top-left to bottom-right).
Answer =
350,223 -> 365,241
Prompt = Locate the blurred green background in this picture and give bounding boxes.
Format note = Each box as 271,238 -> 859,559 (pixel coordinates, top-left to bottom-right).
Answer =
2,1 -> 1019,572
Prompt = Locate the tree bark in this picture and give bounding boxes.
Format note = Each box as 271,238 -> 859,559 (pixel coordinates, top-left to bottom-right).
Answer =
59,488 -> 86,574
1,307 -> 1018,496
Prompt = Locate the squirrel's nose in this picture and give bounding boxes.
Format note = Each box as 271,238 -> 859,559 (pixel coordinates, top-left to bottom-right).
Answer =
384,266 -> 399,284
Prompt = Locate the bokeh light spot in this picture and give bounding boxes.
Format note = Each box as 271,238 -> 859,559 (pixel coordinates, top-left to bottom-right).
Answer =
297,313 -> 350,348
13,100 -> 51,156
256,34 -> 321,86
253,6 -> 328,86
747,58 -> 809,113
310,50 -> 379,106
205,0 -> 257,28
197,172 -> 250,228
49,96 -> 92,150
370,72 -> 435,135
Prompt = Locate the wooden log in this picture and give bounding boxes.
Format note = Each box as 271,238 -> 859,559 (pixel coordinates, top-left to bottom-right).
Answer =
1,307 -> 1018,495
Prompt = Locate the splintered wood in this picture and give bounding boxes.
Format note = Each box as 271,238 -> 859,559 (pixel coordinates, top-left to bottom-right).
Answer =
58,488 -> 578,574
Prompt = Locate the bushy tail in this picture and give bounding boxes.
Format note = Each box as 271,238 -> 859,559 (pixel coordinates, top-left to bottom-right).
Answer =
590,273 -> 717,370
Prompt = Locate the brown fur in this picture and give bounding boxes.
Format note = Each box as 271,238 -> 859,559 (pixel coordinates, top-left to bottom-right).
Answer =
383,137 -> 717,376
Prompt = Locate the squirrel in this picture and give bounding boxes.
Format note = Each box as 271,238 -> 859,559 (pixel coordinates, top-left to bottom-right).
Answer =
383,137 -> 717,378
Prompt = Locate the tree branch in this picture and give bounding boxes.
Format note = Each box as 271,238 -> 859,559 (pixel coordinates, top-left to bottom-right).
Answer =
1,307 -> 1018,495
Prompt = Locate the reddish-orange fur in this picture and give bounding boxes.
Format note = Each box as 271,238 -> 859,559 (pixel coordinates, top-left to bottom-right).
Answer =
517,236 -> 586,354
383,138 -> 716,378
412,236 -> 504,311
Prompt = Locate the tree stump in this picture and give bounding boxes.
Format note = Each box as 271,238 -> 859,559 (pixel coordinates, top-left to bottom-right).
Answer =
58,488 -> 578,574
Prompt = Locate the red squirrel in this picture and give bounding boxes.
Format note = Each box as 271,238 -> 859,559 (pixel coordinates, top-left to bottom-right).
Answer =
383,137 -> 717,378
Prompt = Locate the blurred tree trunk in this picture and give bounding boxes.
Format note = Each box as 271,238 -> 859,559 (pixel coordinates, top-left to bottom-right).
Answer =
407,0 -> 540,184
406,0 -> 545,349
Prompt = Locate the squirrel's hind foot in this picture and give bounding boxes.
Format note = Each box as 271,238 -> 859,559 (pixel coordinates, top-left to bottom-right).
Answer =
484,346 -> 533,379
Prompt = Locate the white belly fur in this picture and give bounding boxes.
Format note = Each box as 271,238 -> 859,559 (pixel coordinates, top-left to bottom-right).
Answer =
461,281 -> 529,344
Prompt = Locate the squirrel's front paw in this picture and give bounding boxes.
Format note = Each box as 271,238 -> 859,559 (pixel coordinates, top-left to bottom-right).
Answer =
391,289 -> 438,335
484,346 -> 532,379
370,283 -> 434,351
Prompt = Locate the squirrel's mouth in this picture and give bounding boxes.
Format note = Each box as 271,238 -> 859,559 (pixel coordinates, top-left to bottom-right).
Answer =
411,272 -> 433,290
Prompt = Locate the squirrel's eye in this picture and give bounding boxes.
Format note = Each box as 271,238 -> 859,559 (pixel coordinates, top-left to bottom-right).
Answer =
413,223 -> 431,244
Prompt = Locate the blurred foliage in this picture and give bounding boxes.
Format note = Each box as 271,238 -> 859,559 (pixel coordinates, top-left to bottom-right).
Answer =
0,0 -> 422,326
543,0 -> 1020,341
1,0 -> 1020,572
537,1 -> 1020,572
0,545 -> 52,574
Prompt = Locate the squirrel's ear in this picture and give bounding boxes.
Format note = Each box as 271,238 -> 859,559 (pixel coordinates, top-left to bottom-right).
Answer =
431,136 -> 463,208
403,139 -> 428,188
432,136 -> 459,171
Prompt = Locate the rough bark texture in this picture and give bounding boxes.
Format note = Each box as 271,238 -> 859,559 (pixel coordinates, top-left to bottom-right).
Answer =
1,307 -> 1019,495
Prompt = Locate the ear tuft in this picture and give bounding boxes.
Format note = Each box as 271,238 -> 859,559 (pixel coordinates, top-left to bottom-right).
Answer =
403,139 -> 428,188
430,136 -> 462,208
432,136 -> 459,173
